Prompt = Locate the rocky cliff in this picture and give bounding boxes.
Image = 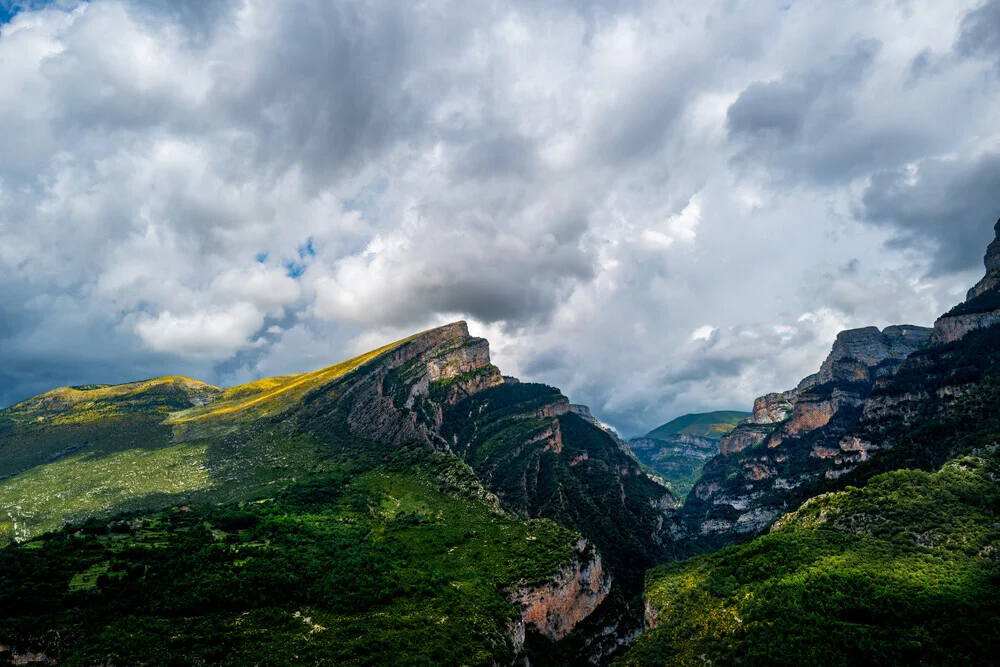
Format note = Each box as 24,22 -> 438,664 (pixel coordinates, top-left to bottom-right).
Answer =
932,218 -> 1000,343
507,538 -> 612,646
680,324 -> 931,544
439,381 -> 676,594
965,218 -> 1000,300
337,321 -> 504,449
628,434 -> 719,501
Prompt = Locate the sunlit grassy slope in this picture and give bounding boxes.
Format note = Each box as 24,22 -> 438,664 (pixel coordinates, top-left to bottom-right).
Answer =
645,411 -> 749,441
167,336 -> 415,433
0,332 -> 422,545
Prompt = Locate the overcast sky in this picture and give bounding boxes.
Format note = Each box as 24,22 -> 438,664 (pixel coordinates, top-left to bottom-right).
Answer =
1,0 -> 998,436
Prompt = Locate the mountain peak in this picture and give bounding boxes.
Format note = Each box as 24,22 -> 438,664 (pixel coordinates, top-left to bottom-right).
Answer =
966,217 -> 1000,301
932,218 -> 1000,343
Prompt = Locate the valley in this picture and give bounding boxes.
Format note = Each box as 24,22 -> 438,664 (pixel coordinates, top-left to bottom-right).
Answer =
3,225 -> 1000,664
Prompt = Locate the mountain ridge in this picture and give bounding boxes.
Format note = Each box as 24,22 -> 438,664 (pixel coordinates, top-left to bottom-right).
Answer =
0,319 -> 671,665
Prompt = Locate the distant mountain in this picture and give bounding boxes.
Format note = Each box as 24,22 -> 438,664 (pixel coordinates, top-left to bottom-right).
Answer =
644,411 -> 749,441
0,322 -> 674,665
628,434 -> 719,501
628,412 -> 749,499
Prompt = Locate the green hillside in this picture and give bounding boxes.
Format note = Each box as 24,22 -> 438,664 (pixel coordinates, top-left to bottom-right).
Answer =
619,447 -> 1000,666
0,321 -> 674,664
0,454 -> 581,666
645,411 -> 749,441
0,336 -> 416,544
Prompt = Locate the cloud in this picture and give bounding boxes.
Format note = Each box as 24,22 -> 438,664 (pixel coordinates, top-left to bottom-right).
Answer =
0,0 -> 995,438
135,303 -> 266,360
859,152 -> 1000,274
956,0 -> 1000,63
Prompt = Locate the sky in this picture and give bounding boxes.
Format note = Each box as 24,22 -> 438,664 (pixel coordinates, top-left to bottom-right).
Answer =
0,0 -> 998,437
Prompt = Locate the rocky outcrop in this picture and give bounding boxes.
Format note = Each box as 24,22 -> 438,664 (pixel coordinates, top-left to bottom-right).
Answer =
932,310 -> 1000,345
681,324 -> 931,542
0,646 -> 54,665
752,392 -> 795,424
965,218 -> 1000,300
338,321 -> 503,449
816,326 -> 931,384
932,218 -> 1000,344
507,539 -> 612,642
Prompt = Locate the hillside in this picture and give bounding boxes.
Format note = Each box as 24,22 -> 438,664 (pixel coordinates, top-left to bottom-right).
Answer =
0,322 -> 673,665
628,435 -> 719,501
621,219 -> 1000,664
645,411 -> 749,441
621,447 -> 1000,666
624,412 -> 748,501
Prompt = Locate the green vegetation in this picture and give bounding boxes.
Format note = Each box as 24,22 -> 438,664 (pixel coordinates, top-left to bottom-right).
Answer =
645,411 -> 749,441
441,383 -> 674,592
628,436 -> 719,500
0,453 -> 580,666
0,333 -> 424,545
0,444 -> 212,542
620,445 -> 1000,665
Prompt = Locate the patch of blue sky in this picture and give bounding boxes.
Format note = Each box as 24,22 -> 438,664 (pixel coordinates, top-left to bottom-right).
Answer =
1,1 -> 76,26
297,237 -> 315,258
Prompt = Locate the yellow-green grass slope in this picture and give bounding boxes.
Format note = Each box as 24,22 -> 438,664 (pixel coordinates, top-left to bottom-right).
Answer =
645,411 -> 750,441
619,448 -> 1000,666
0,332 -> 422,545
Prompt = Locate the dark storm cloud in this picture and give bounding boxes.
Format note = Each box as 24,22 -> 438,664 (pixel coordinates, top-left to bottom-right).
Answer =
724,38 -> 918,183
859,152 -> 1000,274
956,0 -> 1000,62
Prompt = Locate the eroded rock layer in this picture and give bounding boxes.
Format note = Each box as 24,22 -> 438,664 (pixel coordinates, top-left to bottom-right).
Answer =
680,324 -> 931,544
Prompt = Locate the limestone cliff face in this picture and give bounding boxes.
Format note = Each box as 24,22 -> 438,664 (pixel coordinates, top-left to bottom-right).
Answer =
682,324 -> 931,542
932,219 -> 1000,344
507,539 -> 612,643
752,392 -> 796,424
931,311 -> 1000,345
335,321 -> 503,450
965,218 -> 1000,300
816,326 -> 932,383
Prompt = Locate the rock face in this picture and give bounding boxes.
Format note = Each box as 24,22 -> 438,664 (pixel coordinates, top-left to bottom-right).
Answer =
628,434 -> 719,500
752,392 -> 795,424
965,218 -> 1000,300
507,539 -> 613,642
337,321 -> 504,449
932,218 -> 1000,344
681,324 -> 931,543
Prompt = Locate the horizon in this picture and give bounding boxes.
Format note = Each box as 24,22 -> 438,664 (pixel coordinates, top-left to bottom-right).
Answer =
1,0 -> 999,436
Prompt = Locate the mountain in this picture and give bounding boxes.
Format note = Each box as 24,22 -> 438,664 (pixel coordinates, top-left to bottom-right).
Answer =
0,322 -> 674,665
626,411 -> 749,501
623,219 -> 1000,664
644,411 -> 749,441
628,435 -> 720,501
678,324 -> 933,547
